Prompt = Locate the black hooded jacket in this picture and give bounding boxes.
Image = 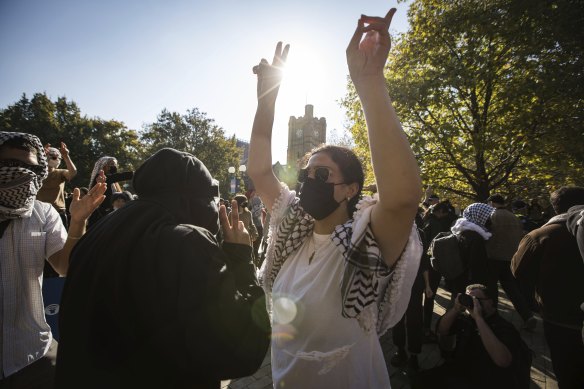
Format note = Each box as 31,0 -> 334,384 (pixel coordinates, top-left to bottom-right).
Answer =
55,149 -> 270,388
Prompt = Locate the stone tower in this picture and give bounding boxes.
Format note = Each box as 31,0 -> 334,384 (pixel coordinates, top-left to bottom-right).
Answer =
287,104 -> 326,168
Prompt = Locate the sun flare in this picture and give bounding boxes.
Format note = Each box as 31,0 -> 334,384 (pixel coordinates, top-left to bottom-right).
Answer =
280,45 -> 326,108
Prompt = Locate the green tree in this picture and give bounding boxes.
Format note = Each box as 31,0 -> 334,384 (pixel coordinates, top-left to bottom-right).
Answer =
0,93 -> 143,189
342,0 -> 584,205
140,108 -> 241,196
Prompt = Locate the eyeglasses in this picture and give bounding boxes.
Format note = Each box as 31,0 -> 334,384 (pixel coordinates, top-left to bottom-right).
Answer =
298,166 -> 336,183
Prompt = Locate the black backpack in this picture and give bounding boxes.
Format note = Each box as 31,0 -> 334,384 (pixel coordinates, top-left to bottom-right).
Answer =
428,231 -> 465,280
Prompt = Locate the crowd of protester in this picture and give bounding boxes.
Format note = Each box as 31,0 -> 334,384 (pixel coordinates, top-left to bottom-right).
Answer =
397,189 -> 584,388
1,5 -> 583,389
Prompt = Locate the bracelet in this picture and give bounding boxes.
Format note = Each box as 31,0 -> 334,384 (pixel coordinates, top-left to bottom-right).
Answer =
68,235 -> 83,240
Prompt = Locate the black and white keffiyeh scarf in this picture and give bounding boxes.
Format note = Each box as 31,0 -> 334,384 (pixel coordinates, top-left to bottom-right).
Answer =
463,202 -> 495,228
0,132 -> 48,221
260,184 -> 422,336
47,146 -> 61,159
89,156 -> 116,188
451,202 -> 495,240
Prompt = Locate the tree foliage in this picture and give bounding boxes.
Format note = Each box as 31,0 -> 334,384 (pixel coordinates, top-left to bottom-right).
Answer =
342,0 -> 583,205
0,94 -> 241,197
0,93 -> 143,189
140,108 -> 241,196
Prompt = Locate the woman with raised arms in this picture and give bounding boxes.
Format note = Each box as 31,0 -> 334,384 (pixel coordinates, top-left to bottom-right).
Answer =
248,6 -> 423,388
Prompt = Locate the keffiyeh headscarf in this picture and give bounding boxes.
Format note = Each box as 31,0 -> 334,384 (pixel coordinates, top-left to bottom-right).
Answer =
47,147 -> 62,159
89,156 -> 116,188
47,147 -> 62,168
0,132 -> 48,221
463,203 -> 495,228
451,202 -> 495,240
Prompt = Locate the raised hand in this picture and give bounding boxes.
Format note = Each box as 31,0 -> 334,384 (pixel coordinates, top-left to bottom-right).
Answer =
60,142 -> 70,158
69,170 -> 106,223
253,42 -> 290,103
220,200 -> 251,246
346,8 -> 396,86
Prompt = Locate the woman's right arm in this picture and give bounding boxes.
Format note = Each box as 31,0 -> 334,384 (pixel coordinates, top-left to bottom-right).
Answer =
247,42 -> 289,212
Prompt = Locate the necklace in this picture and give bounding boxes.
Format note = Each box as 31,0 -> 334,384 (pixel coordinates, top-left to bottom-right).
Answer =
308,234 -> 325,265
308,250 -> 316,265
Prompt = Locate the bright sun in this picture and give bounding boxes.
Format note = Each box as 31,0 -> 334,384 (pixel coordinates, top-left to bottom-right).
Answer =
271,42 -> 330,163
279,45 -> 326,110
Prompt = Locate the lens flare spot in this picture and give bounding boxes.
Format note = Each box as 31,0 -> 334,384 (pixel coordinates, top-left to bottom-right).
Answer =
272,323 -> 297,346
273,296 -> 298,324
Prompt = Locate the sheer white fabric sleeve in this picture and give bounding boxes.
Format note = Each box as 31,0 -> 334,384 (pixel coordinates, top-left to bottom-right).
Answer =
351,194 -> 423,335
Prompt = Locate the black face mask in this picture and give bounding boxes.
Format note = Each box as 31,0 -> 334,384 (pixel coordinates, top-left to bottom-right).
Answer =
108,166 -> 118,174
299,177 -> 342,220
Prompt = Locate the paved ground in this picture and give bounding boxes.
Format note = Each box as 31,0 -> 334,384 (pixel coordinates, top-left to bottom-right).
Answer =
222,285 -> 558,389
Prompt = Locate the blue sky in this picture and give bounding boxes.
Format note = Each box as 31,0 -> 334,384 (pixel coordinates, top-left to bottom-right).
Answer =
0,0 -> 411,163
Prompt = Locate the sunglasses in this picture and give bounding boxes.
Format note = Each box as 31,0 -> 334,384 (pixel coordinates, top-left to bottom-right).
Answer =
298,166 -> 334,183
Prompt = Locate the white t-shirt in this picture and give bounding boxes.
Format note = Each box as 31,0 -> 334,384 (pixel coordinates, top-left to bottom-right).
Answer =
271,232 -> 391,388
0,200 -> 66,378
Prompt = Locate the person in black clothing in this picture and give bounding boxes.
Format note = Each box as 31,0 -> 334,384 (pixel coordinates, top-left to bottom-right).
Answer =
448,203 -> 497,303
412,284 -> 530,389
55,148 -> 271,389
390,260 -> 426,372
421,201 -> 455,341
87,156 -> 133,227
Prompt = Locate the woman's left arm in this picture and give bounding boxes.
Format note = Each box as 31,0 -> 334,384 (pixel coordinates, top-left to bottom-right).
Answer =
347,8 -> 421,267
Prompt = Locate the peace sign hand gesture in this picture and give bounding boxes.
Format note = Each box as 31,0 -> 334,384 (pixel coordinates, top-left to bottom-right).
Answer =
253,42 -> 290,104
346,8 -> 396,87
220,200 -> 252,247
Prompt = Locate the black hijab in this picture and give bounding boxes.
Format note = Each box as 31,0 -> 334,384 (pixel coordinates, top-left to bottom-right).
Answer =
132,148 -> 220,234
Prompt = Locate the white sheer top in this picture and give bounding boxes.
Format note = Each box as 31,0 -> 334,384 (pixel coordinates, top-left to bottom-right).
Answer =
271,232 -> 391,388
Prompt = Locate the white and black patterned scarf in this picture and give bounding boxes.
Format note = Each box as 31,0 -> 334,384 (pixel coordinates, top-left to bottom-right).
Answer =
260,185 -> 423,336
89,156 -> 116,188
450,203 -> 495,240
0,132 -> 48,221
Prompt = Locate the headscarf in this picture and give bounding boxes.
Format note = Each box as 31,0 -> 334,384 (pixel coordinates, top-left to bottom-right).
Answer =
132,148 -> 220,234
463,203 -> 495,228
47,146 -> 62,159
0,132 -> 48,220
89,156 -> 116,188
47,147 -> 62,168
451,202 -> 495,240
